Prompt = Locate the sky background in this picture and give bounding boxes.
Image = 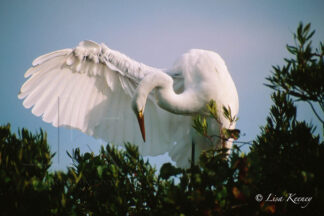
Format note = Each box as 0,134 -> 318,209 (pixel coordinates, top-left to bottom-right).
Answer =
1,0 -> 323,171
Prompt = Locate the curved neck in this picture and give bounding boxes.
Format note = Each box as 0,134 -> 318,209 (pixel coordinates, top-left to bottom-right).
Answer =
134,71 -> 204,115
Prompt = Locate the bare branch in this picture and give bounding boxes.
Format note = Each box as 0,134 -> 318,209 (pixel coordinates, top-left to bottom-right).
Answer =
306,101 -> 324,124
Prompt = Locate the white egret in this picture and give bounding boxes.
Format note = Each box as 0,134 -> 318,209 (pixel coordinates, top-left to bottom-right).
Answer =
18,40 -> 239,168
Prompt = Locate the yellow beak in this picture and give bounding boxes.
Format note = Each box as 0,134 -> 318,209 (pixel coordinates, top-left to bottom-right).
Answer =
137,110 -> 146,142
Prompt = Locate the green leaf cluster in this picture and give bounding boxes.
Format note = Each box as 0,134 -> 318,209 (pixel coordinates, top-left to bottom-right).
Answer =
266,22 -> 324,134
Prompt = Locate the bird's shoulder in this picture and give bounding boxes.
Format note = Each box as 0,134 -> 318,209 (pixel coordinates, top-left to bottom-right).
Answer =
170,49 -> 228,87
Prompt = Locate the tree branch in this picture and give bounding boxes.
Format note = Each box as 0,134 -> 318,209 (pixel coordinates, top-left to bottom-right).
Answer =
306,101 -> 324,124
319,101 -> 324,113
209,134 -> 253,146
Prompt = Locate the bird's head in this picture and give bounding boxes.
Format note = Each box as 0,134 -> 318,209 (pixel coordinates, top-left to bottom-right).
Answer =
131,94 -> 146,142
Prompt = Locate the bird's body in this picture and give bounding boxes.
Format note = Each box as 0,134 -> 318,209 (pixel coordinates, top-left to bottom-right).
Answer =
19,41 -> 238,168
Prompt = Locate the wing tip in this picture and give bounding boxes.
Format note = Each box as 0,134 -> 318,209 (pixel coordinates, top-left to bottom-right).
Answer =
32,49 -> 72,66
17,92 -> 24,100
24,67 -> 35,78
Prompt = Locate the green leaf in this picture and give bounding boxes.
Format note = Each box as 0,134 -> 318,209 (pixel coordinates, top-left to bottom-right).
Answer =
97,165 -> 103,178
207,99 -> 219,120
193,115 -> 208,136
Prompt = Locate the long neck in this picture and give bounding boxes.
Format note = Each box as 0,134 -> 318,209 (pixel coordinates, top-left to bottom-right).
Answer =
135,71 -> 204,115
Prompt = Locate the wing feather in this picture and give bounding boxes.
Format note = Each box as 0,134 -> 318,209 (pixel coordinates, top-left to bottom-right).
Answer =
22,70 -> 59,109
20,57 -> 65,97
30,69 -> 66,116
42,71 -> 76,122
69,75 -> 87,127
76,78 -> 95,130
32,49 -> 71,66
48,71 -> 79,126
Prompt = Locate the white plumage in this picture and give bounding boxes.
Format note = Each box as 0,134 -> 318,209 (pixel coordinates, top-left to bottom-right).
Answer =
18,40 -> 239,168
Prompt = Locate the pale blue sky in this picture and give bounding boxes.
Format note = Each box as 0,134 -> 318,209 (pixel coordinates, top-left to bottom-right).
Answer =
1,0 -> 323,171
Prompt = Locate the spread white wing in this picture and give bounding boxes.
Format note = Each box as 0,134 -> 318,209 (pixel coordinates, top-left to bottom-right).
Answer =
19,40 -> 192,159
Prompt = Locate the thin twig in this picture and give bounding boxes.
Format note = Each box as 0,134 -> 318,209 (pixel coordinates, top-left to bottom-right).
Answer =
306,101 -> 324,124
237,142 -> 253,149
209,134 -> 253,146
319,101 -> 324,113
